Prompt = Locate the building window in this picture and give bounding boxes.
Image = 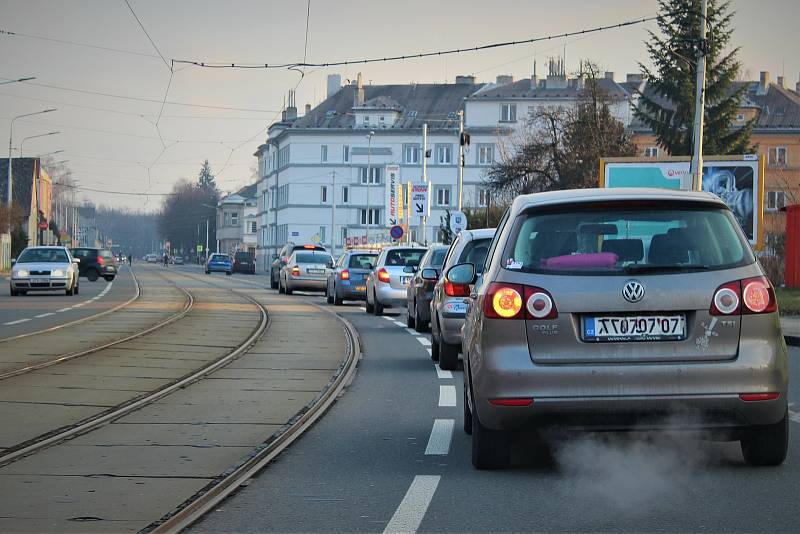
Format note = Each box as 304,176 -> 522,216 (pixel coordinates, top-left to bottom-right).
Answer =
321,185 -> 328,203
342,186 -> 349,203
434,186 -> 451,206
403,144 -> 421,164
363,116 -> 370,125
478,188 -> 489,207
644,147 -> 659,158
249,221 -> 257,233
277,184 -> 289,207
278,145 -> 290,169
360,208 -> 380,225
231,212 -> 239,226
766,191 -> 787,211
359,167 -> 382,184
435,144 -> 452,165
769,147 -> 787,167
321,145 -> 328,162
478,144 -> 494,165
500,103 -> 517,123
343,145 -> 349,162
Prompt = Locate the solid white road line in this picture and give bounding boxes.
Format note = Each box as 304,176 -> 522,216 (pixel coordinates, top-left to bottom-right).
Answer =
34,313 -> 55,318
56,308 -> 71,313
4,318 -> 30,325
790,409 -> 800,424
438,385 -> 457,407
424,419 -> 454,455
383,475 -> 441,534
416,337 -> 431,347
435,365 -> 453,379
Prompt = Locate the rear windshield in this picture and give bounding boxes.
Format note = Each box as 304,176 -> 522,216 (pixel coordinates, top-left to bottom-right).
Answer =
458,238 -> 492,273
211,254 -> 230,261
348,254 -> 377,269
427,249 -> 448,268
99,250 -> 113,259
296,252 -> 333,265
235,252 -> 253,260
504,203 -> 753,275
385,249 -> 426,267
18,248 -> 69,263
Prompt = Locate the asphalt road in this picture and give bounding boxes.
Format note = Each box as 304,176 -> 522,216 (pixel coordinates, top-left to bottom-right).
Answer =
0,265 -> 137,338
194,287 -> 800,534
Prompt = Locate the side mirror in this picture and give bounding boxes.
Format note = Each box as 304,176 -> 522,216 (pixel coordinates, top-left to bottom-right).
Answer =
446,263 -> 476,285
402,265 -> 417,274
365,263 -> 374,271
421,268 -> 439,281
11,258 -> 16,265
72,258 -> 81,264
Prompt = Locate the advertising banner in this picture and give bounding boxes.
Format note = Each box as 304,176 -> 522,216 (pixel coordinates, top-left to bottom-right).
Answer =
409,182 -> 430,224
600,155 -> 764,248
385,165 -> 400,227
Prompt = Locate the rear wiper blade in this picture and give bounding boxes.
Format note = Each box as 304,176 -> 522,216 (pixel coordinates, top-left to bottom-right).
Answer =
625,264 -> 709,273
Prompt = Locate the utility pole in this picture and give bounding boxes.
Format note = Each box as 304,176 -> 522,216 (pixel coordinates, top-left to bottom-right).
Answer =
205,218 -> 209,261
331,171 -> 336,257
690,0 -> 709,191
457,110 -> 464,211
365,131 -> 374,245
421,123 -> 428,245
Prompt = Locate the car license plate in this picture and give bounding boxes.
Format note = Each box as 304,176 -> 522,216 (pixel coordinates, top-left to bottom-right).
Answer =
583,315 -> 686,342
401,276 -> 411,285
355,285 -> 366,292
308,268 -> 324,274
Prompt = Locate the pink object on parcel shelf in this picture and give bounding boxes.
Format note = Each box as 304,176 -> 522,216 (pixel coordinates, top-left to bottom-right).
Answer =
541,252 -> 618,270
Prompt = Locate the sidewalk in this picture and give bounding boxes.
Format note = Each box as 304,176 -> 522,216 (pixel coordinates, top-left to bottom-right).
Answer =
780,316 -> 800,346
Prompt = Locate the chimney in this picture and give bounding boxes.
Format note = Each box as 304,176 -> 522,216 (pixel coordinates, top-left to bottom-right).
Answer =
326,74 -> 342,98
626,73 -> 643,83
759,71 -> 770,94
604,71 -> 615,81
455,75 -> 476,85
495,74 -> 514,86
531,59 -> 539,90
282,90 -> 297,121
305,103 -> 311,115
354,72 -> 365,107
777,76 -> 785,88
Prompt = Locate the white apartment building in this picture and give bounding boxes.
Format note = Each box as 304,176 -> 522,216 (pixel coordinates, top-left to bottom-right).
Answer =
254,64 -> 636,270
216,184 -> 258,256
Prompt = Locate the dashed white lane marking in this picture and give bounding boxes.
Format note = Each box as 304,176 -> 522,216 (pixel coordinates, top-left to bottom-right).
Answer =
790,409 -> 800,424
393,321 -> 406,327
405,328 -> 417,336
72,302 -> 87,307
4,318 -> 30,325
383,475 -> 440,534
34,313 -> 55,318
424,419 -> 454,455
382,316 -> 395,322
416,337 -> 431,347
56,308 -> 71,313
358,306 -> 367,311
438,385 -> 457,407
435,365 -> 453,379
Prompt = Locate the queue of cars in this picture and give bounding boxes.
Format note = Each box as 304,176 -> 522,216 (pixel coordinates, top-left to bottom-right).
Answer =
270,188 -> 789,471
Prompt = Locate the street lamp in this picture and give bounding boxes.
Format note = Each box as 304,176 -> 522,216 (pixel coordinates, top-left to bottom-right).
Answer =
366,130 -> 375,245
20,131 -> 60,157
33,149 -> 65,159
7,108 -> 57,207
0,77 -> 35,86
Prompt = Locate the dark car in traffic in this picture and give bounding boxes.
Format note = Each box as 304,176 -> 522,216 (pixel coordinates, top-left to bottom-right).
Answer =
70,247 -> 118,281
326,250 -> 379,304
233,251 -> 256,274
405,245 -> 449,332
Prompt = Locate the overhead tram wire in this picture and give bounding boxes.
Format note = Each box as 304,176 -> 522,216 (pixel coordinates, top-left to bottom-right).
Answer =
122,0 -> 172,71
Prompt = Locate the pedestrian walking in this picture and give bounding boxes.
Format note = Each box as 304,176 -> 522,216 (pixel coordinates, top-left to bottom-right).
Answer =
128,254 -> 133,265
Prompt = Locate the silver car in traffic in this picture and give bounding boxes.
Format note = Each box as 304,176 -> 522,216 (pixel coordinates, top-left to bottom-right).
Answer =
430,228 -> 495,370
10,246 -> 80,296
451,188 -> 788,469
279,250 -> 334,295
365,246 -> 426,316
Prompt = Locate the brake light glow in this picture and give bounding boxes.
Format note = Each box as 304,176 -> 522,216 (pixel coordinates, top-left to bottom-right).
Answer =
303,245 -> 316,249
739,392 -> 780,402
444,280 -> 470,297
96,255 -> 104,266
291,266 -> 300,276
377,268 -> 391,283
485,284 -> 523,319
340,269 -> 350,280
742,276 -> 776,314
489,398 -> 533,407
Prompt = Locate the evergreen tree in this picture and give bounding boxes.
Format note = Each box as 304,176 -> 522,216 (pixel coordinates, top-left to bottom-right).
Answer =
635,0 -> 754,156
197,159 -> 218,194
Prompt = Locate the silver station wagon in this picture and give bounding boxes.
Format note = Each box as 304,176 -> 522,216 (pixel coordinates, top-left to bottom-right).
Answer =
449,188 -> 788,469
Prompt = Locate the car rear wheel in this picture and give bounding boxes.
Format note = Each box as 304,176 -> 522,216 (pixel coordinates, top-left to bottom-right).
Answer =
205,270 -> 210,274
104,276 -> 115,282
471,413 -> 510,470
430,314 -> 440,361
414,302 -> 429,333
373,292 -> 384,316
270,270 -> 279,289
439,336 -> 459,371
463,382 -> 473,435
333,290 -> 344,306
10,285 -> 18,296
365,292 -> 374,313
65,284 -> 74,296
740,412 -> 788,466
406,308 -> 416,328
285,281 -> 293,295
87,269 -> 99,282
74,282 -> 79,295
226,271 -> 232,276
326,285 -> 334,304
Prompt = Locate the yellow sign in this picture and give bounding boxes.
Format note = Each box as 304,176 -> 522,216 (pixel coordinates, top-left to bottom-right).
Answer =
398,182 -> 404,220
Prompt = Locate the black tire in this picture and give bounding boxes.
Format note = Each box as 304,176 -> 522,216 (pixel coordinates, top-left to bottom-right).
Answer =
10,285 -> 18,297
430,314 -> 440,361
205,270 -> 210,275
463,381 -> 473,435
278,278 -> 286,294
270,270 -> 279,289
104,276 -> 115,282
740,412 -> 789,466
285,282 -> 293,295
74,282 -> 79,295
414,302 -> 429,333
333,291 -> 344,306
326,285 -> 334,304
373,292 -> 384,316
87,269 -> 99,282
471,413 -> 511,470
406,307 -> 416,328
226,271 -> 232,276
65,284 -> 74,296
365,293 -> 374,314
439,335 -> 459,371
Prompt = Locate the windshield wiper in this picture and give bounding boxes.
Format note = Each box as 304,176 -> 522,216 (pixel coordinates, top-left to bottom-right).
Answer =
625,264 -> 710,273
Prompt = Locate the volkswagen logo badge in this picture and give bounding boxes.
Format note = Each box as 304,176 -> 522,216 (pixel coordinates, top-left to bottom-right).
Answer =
622,280 -> 645,303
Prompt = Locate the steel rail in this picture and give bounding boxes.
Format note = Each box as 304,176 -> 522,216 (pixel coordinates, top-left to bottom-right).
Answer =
147,294 -> 361,534
0,265 -> 142,344
0,272 -> 269,467
0,269 -> 192,380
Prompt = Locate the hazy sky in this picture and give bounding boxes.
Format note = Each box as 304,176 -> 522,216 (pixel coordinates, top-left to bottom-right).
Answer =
1,0 -> 798,210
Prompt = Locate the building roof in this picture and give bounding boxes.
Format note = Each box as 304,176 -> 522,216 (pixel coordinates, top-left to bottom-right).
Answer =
289,83 -> 482,130
467,77 -> 630,101
236,183 -> 258,199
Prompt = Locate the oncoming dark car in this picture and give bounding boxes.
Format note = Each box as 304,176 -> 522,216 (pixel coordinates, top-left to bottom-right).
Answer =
70,247 -> 118,282
452,188 -> 788,470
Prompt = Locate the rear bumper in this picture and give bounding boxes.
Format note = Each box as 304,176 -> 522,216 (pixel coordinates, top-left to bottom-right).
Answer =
375,283 -> 406,307
207,265 -> 231,272
335,282 -> 368,301
288,277 -> 326,291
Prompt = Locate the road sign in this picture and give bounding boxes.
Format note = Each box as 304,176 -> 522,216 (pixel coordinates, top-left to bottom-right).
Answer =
410,183 -> 430,222
390,225 -> 404,240
385,164 -> 400,227
311,233 -> 321,244
449,210 -> 468,234
196,244 -> 203,252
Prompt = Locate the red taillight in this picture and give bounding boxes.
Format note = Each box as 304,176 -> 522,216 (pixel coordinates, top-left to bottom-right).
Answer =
291,266 -> 300,276
97,255 -> 104,265
489,398 -> 533,407
282,256 -> 289,263
483,283 -> 558,320
710,277 -> 775,315
377,268 -> 390,283
524,286 -> 558,320
340,269 -> 350,280
739,392 -> 781,402
444,280 -> 470,297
